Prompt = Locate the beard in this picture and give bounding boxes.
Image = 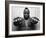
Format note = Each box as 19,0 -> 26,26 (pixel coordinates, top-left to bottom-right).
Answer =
24,16 -> 29,20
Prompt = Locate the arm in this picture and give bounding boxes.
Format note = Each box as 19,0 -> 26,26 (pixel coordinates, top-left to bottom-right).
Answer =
13,17 -> 23,26
31,17 -> 40,24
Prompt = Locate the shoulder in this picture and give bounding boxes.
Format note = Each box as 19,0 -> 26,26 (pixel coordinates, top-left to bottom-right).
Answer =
13,17 -> 24,22
32,17 -> 39,21
13,17 -> 24,26
29,17 -> 39,21
29,17 -> 39,24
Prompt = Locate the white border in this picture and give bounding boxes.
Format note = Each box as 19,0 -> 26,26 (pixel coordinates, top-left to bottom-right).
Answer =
9,4 -> 43,35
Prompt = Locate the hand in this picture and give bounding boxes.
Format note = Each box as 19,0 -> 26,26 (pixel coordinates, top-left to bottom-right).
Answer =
32,17 -> 40,24
13,17 -> 23,26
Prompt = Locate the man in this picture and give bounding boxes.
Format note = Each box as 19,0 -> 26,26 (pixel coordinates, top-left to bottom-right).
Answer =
13,7 -> 39,31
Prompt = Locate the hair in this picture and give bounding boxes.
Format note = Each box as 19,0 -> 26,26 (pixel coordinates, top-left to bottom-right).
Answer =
24,7 -> 30,14
25,7 -> 28,9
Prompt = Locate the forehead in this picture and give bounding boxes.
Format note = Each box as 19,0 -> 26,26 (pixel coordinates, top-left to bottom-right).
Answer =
24,9 -> 29,12
24,9 -> 29,14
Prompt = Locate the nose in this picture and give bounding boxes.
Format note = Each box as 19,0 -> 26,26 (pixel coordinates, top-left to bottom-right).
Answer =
25,13 -> 28,15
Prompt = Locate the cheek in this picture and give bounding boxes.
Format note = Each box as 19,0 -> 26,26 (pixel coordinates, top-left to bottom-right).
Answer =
24,14 -> 28,15
24,14 -> 29,17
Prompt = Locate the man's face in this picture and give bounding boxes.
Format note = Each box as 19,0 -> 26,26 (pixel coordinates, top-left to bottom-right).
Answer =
24,9 -> 29,19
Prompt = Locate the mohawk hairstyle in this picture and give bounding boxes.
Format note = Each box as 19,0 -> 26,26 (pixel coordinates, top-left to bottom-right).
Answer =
25,7 -> 28,9
24,7 -> 30,14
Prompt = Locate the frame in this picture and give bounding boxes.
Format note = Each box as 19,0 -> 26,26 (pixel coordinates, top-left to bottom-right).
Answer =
5,1 -> 45,37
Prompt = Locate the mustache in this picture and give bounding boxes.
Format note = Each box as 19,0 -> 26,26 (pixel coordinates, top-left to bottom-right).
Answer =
24,16 -> 29,19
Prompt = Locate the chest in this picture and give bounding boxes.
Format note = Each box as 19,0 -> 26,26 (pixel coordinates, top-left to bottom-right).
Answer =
21,19 -> 32,27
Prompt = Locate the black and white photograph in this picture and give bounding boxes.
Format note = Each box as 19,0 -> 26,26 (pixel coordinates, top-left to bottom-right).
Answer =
5,1 -> 45,37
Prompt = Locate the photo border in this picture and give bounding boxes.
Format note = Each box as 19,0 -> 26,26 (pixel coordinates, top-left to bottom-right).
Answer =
5,1 -> 45,37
